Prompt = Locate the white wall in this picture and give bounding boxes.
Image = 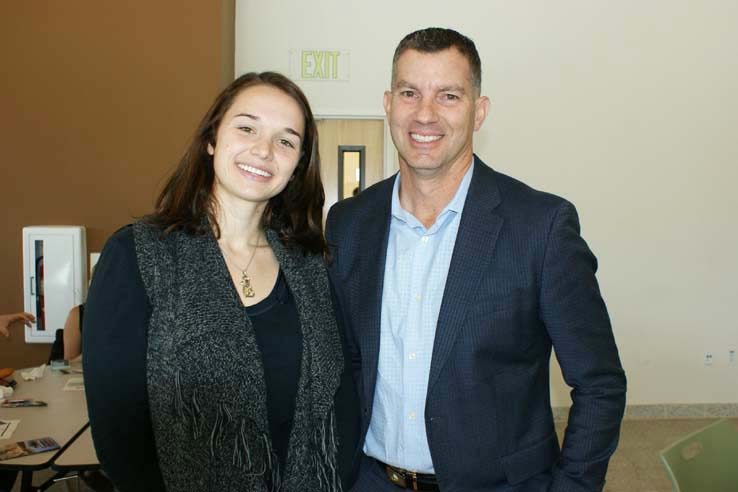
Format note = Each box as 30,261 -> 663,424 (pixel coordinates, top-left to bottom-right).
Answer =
236,1 -> 738,406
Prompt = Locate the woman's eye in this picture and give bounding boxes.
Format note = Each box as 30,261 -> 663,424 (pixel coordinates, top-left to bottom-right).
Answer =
279,139 -> 296,149
238,126 -> 254,133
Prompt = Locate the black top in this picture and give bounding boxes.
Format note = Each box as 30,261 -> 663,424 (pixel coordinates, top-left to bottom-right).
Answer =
247,271 -> 302,473
83,228 -> 165,491
78,303 -> 85,350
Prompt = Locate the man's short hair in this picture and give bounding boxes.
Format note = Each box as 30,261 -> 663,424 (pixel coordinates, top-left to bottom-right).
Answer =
392,27 -> 482,93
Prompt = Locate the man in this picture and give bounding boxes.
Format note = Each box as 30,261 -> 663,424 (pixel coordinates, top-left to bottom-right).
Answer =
326,27 -> 626,492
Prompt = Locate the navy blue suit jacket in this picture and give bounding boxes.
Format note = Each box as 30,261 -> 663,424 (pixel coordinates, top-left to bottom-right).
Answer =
325,157 -> 626,492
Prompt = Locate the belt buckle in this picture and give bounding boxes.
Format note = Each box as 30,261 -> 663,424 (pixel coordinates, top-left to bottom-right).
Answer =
387,465 -> 419,490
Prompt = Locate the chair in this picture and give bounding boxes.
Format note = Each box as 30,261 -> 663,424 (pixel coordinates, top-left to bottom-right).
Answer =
659,418 -> 738,492
48,328 -> 65,363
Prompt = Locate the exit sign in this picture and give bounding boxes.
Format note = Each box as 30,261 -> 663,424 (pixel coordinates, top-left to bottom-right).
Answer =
290,49 -> 350,81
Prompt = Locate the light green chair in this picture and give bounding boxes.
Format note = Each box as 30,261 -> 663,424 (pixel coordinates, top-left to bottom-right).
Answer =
659,418 -> 738,492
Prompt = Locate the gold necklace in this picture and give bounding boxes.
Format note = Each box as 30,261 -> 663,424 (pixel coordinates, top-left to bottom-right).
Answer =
220,238 -> 262,298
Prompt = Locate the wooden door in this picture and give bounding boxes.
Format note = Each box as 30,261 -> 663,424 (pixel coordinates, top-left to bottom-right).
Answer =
316,119 -> 385,219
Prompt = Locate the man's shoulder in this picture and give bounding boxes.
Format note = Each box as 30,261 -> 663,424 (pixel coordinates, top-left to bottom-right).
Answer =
476,160 -> 570,214
328,174 -> 395,222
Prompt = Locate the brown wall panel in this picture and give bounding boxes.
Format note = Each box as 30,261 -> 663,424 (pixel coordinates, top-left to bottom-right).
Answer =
0,1 -> 234,368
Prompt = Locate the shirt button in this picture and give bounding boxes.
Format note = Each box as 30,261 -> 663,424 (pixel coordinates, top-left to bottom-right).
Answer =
421,236 -> 429,243
409,352 -> 417,360
415,294 -> 422,301
409,411 -> 416,420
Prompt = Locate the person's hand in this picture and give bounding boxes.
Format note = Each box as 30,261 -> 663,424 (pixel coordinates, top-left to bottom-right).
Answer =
0,312 -> 36,337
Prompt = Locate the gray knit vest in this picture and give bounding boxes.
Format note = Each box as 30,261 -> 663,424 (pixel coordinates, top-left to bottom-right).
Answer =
132,222 -> 343,492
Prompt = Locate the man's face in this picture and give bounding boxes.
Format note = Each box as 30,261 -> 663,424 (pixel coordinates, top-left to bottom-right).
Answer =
384,48 -> 489,177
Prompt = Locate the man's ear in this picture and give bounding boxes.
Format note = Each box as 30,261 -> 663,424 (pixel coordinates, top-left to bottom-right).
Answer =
383,90 -> 393,117
474,96 -> 490,131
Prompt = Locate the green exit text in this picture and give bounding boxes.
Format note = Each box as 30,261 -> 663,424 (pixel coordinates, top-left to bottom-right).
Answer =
301,50 -> 341,80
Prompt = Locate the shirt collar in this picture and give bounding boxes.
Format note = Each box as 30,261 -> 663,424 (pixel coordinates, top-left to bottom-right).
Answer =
391,158 -> 475,227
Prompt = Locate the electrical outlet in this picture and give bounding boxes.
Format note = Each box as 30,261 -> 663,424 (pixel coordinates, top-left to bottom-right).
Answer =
704,352 -> 714,367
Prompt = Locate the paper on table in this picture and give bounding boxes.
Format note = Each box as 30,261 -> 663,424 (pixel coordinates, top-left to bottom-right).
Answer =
0,385 -> 13,400
0,420 -> 20,440
63,378 -> 84,391
20,364 -> 46,381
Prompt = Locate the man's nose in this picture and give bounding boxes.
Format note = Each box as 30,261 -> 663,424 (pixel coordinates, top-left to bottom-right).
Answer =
415,96 -> 439,124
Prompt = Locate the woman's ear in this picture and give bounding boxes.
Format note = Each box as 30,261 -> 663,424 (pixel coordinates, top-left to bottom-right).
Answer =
207,143 -> 215,156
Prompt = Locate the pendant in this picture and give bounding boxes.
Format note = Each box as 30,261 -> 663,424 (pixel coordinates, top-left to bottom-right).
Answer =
241,271 -> 255,297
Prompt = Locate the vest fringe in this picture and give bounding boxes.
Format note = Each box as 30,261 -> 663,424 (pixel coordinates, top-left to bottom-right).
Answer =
313,407 -> 342,492
265,433 -> 283,492
173,369 -> 342,490
174,372 -> 188,420
209,403 -> 223,459
191,390 -> 203,438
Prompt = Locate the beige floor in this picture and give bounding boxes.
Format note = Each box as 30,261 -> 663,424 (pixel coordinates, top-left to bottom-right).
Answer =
556,417 -> 737,492
13,418 -> 734,491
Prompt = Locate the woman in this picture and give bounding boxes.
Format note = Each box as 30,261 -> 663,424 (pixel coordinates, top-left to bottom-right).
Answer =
83,72 -> 357,492
0,312 -> 35,337
61,304 -> 83,361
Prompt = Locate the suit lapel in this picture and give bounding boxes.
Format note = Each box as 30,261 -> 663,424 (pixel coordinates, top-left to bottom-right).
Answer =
356,177 -> 394,405
428,158 -> 503,392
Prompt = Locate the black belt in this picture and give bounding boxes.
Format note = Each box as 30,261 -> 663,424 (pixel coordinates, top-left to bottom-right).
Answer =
374,458 -> 439,491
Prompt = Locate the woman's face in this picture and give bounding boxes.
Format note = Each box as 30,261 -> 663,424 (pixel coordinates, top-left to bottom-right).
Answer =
208,84 -> 305,209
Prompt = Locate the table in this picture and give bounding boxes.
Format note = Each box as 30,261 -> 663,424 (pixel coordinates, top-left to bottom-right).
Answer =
51,426 -> 99,472
0,365 -> 88,492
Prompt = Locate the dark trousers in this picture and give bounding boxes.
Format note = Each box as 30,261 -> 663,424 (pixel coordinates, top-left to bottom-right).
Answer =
349,453 -> 553,492
350,454 -> 406,492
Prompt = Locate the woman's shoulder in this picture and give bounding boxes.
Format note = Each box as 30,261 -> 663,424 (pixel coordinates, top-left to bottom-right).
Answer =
101,222 -> 171,261
90,226 -> 143,292
100,224 -> 136,259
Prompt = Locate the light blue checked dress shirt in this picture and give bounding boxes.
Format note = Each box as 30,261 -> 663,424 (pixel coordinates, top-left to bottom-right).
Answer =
364,163 -> 473,473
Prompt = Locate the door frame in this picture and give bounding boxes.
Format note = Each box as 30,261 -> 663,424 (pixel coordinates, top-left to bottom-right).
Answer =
314,113 -> 396,179
337,145 -> 366,200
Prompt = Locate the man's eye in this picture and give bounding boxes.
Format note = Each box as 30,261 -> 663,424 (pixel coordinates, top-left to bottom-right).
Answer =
444,93 -> 459,101
400,90 -> 415,98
